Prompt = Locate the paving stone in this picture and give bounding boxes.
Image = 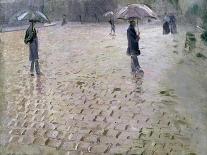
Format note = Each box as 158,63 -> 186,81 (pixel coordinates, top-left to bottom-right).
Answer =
84,135 -> 99,143
127,148 -> 146,155
24,128 -> 36,136
21,121 -> 32,128
91,144 -> 110,153
9,128 -> 25,136
46,130 -> 59,139
18,136 -> 34,145
115,123 -> 129,131
34,129 -> 47,137
8,135 -> 19,144
77,142 -> 92,152
65,151 -> 82,155
110,146 -> 131,154
68,133 -> 85,141
46,138 -> 62,149
61,141 -> 78,151
33,137 -> 48,146
44,122 -> 57,130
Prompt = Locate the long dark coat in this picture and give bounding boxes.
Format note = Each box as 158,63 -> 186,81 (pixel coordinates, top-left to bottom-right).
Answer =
163,22 -> 170,34
127,25 -> 140,56
169,15 -> 177,34
24,25 -> 39,61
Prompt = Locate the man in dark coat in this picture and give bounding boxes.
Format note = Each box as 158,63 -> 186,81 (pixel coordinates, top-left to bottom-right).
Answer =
109,17 -> 115,35
169,14 -> 177,34
24,20 -> 40,76
127,19 -> 141,73
61,14 -> 67,26
163,13 -> 170,35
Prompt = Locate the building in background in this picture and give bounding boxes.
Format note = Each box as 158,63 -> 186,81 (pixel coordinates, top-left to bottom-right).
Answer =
0,0 -> 205,26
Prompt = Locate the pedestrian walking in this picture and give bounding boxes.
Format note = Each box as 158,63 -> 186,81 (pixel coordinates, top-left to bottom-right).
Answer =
163,13 -> 170,34
109,17 -> 116,36
61,14 -> 67,26
24,19 -> 41,76
127,19 -> 142,74
169,14 -> 177,34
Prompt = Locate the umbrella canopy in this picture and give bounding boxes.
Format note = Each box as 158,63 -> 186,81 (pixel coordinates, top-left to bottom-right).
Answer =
103,11 -> 114,17
116,4 -> 157,20
17,10 -> 50,23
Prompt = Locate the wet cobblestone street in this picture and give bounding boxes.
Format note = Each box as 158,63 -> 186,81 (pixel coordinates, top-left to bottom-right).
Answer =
0,23 -> 206,155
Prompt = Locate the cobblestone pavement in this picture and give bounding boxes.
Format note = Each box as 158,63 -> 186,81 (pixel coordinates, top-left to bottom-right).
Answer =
0,23 -> 201,155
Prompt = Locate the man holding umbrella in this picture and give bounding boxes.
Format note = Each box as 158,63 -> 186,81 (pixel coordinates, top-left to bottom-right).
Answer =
24,18 -> 41,76
103,11 -> 116,35
116,4 -> 157,75
15,10 -> 49,76
127,19 -> 141,73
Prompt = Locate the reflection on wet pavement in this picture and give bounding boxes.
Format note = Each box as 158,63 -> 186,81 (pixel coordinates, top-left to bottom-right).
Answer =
0,23 -> 206,155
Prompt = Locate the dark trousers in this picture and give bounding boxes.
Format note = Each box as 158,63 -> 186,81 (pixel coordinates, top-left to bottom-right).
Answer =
111,25 -> 115,34
30,60 -> 40,74
170,23 -> 177,34
131,55 -> 140,72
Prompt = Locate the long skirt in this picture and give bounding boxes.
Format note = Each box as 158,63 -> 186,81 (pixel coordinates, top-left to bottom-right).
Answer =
163,22 -> 170,35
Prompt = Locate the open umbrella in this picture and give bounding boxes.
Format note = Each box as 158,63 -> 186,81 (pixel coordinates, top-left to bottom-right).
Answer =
116,4 -> 157,20
116,4 -> 157,32
103,11 -> 114,18
17,10 -> 50,23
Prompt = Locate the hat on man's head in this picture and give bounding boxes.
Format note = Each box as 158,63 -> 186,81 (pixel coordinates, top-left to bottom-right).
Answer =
29,19 -> 40,23
128,17 -> 136,23
29,19 -> 36,23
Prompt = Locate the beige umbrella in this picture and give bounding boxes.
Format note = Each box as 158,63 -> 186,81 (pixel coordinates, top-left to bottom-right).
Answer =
17,10 -> 50,23
9,9 -> 50,24
116,4 -> 157,32
116,4 -> 157,20
103,11 -> 114,18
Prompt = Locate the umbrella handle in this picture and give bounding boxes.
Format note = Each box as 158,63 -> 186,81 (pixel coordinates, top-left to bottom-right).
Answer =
137,19 -> 140,33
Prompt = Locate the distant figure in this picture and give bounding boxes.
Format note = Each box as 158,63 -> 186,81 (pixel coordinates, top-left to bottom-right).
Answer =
169,14 -> 177,34
79,15 -> 82,24
109,17 -> 116,35
94,14 -> 99,23
127,19 -> 142,74
163,13 -> 170,35
24,20 -> 41,76
61,14 -> 67,26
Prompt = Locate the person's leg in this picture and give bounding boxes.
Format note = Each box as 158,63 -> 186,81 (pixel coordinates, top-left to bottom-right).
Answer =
35,60 -> 40,75
113,26 -> 116,35
131,56 -> 136,72
173,23 -> 177,33
30,61 -> 35,75
133,55 -> 140,68
170,23 -> 173,34
137,56 -> 141,69
131,55 -> 141,72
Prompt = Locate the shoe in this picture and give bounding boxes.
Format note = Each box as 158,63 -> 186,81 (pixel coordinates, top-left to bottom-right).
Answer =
36,72 -> 43,76
137,69 -> 144,73
30,73 -> 35,76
